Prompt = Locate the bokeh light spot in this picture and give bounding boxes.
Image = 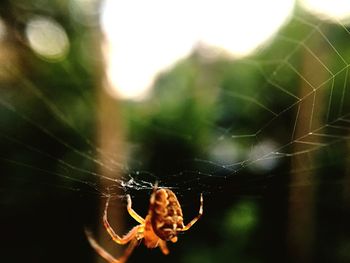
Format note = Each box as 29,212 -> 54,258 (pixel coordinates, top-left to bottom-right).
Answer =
0,17 -> 6,41
248,140 -> 280,173
26,16 -> 69,61
226,201 -> 258,235
101,0 -> 295,101
300,0 -> 350,23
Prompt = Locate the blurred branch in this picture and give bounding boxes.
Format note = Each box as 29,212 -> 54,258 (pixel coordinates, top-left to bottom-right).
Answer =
287,25 -> 329,263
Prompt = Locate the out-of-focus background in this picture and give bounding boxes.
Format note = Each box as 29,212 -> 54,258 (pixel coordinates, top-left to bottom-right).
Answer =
1,1 -> 350,263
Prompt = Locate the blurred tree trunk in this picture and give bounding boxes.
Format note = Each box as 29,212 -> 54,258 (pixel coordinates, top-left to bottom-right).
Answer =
95,42 -> 125,262
344,140 -> 350,220
287,28 -> 329,263
0,3 -> 26,84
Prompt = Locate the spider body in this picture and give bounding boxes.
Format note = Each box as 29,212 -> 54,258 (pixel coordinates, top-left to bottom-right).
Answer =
85,185 -> 203,263
148,188 -> 184,242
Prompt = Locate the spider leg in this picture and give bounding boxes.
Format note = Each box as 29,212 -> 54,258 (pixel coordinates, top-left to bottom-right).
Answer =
158,240 -> 170,255
180,193 -> 203,231
85,229 -> 119,263
118,238 -> 140,263
126,194 -> 145,224
85,229 -> 140,263
103,196 -> 141,244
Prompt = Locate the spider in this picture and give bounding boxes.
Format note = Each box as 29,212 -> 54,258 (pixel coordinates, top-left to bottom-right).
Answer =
85,185 -> 203,263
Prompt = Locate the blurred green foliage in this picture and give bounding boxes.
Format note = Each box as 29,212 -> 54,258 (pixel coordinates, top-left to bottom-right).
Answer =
0,1 -> 350,263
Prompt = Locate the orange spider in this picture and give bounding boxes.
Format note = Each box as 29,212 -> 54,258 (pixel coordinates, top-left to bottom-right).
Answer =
85,185 -> 203,263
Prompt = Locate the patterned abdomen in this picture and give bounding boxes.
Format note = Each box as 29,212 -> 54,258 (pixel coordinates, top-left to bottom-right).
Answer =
149,188 -> 184,241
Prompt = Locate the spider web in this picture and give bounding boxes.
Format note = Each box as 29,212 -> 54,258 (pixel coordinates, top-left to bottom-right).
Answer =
1,5 -> 350,263
0,10 -> 350,201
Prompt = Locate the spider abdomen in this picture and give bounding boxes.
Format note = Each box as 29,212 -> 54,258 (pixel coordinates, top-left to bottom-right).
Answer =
149,188 -> 184,241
